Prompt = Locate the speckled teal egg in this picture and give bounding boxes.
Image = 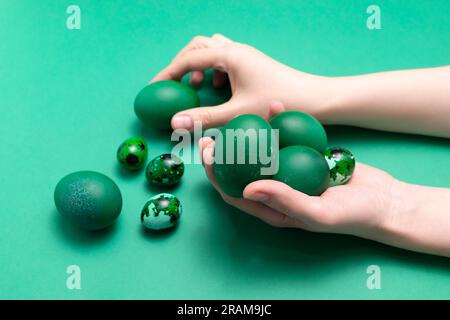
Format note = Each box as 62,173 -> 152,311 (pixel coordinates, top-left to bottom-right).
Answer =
145,154 -> 185,186
140,193 -> 182,230
134,80 -> 200,129
270,111 -> 327,153
324,147 -> 355,187
54,171 -> 122,230
274,145 -> 329,196
116,137 -> 148,170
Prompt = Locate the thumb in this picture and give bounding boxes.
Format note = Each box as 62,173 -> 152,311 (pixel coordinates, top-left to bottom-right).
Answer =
243,180 -> 328,228
171,101 -> 240,130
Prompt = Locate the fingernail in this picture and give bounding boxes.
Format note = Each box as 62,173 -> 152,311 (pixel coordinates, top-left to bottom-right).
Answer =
172,115 -> 193,130
245,192 -> 269,202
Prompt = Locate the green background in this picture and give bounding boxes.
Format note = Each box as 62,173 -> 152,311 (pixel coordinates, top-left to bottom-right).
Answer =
0,0 -> 449,299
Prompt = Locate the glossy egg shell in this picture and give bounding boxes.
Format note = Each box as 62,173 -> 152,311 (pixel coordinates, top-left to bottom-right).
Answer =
140,193 -> 182,230
54,171 -> 122,230
213,114 -> 274,198
274,145 -> 329,196
182,68 -> 232,106
270,111 -> 327,152
116,137 -> 148,170
324,147 -> 356,187
134,80 -> 200,129
145,153 -> 185,186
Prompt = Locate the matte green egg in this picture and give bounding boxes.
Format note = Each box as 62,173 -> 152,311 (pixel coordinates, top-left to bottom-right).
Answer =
134,80 -> 200,129
270,111 -> 327,152
274,145 -> 329,196
213,114 -> 274,198
54,171 -> 122,230
182,68 -> 232,106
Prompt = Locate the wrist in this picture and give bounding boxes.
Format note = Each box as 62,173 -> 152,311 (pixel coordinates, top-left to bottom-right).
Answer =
378,180 -> 419,238
313,76 -> 350,125
290,73 -> 346,125
346,178 -> 418,245
366,180 -> 436,254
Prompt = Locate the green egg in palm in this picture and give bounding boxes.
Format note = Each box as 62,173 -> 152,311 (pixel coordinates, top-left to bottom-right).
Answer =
213,114 -> 274,198
274,145 -> 329,196
270,111 -> 327,153
324,147 -> 356,186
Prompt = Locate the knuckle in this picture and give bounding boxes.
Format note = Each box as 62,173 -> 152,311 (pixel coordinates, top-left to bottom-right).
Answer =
165,68 -> 177,80
199,109 -> 214,127
221,46 -> 238,64
178,58 -> 192,73
223,43 -> 251,65
235,42 -> 252,52
212,33 -> 231,42
192,35 -> 205,43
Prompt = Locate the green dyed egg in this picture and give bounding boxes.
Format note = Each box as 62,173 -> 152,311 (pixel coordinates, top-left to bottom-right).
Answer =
182,68 -> 232,106
274,145 -> 329,196
54,171 -> 122,230
140,193 -> 182,230
134,80 -> 200,129
116,137 -> 148,170
270,111 -> 327,152
324,147 -> 355,187
213,114 -> 274,198
145,153 -> 184,186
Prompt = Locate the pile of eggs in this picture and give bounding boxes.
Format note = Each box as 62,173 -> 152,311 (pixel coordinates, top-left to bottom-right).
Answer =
54,145 -> 186,231
213,112 -> 355,198
54,70 -> 231,233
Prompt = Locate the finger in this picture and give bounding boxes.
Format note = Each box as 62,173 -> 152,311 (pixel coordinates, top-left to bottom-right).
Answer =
153,48 -> 228,82
222,195 -> 307,229
200,139 -> 221,191
176,36 -> 224,86
175,36 -> 222,59
199,136 -> 214,151
243,180 -> 325,224
151,36 -> 223,83
210,34 -> 232,88
171,100 -> 240,130
212,33 -> 234,44
190,71 -> 204,86
212,33 -> 233,88
268,100 -> 286,119
199,137 -> 214,168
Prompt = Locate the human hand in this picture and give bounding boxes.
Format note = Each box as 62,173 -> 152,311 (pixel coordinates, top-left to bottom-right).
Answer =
200,136 -> 450,257
151,34 -> 331,130
199,136 -> 397,235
